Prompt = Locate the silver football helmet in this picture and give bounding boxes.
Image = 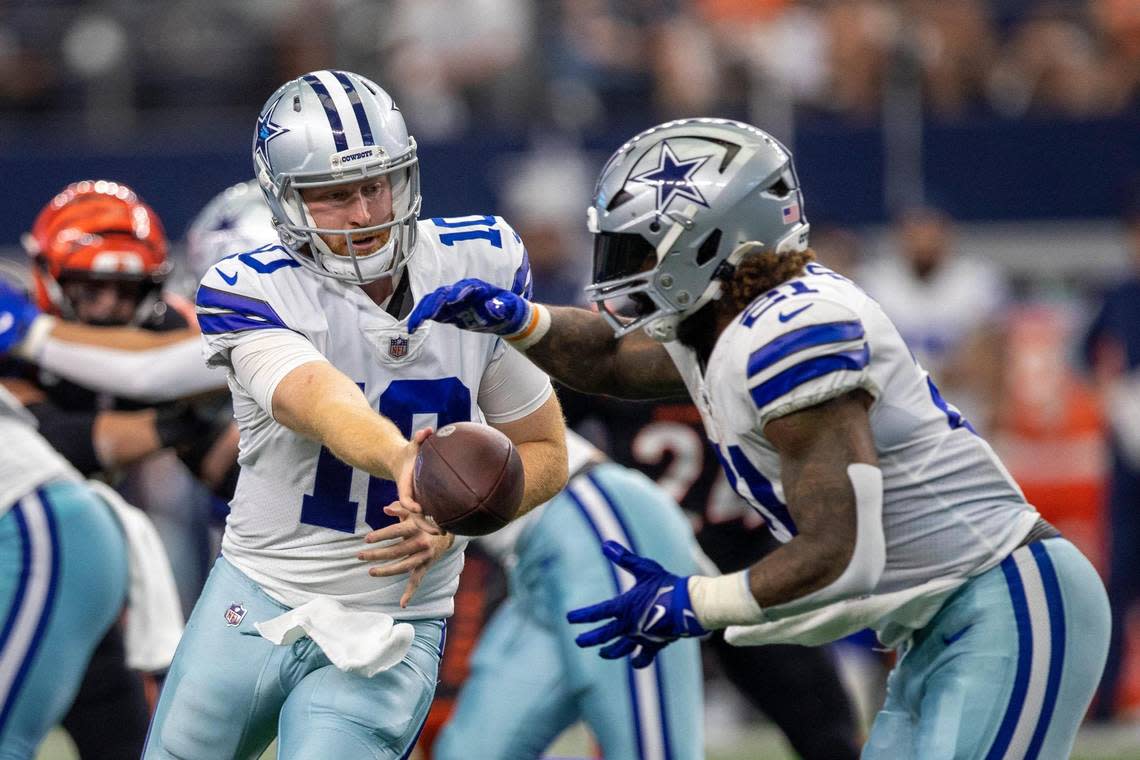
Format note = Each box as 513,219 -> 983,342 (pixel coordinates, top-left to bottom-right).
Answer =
586,118 -> 810,341
185,179 -> 276,283
252,70 -> 421,284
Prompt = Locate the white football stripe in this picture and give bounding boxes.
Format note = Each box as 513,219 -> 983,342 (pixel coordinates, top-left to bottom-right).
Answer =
312,70 -> 366,149
0,493 -> 55,707
1003,547 -> 1054,760
570,477 -> 668,760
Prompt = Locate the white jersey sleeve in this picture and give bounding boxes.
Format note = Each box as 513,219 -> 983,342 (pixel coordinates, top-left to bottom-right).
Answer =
0,387 -> 82,512
742,294 -> 879,429
195,244 -> 316,370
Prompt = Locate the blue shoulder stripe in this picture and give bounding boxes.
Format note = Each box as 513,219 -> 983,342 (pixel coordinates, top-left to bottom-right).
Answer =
196,285 -> 288,330
747,321 -> 864,380
750,345 -> 870,409
198,313 -> 289,336
511,249 -> 533,298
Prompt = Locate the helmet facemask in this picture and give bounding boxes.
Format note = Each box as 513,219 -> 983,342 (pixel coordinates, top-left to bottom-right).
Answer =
257,145 -> 420,285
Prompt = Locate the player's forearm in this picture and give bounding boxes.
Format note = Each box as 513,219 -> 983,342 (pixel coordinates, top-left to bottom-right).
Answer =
689,463 -> 885,629
36,336 -> 223,402
526,306 -> 682,399
309,399 -> 407,481
513,437 -> 569,516
93,410 -> 164,468
271,363 -> 408,481
29,316 -> 198,351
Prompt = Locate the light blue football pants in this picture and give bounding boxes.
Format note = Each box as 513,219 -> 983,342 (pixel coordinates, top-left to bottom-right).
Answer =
864,537 -> 1110,760
142,556 -> 445,760
436,464 -> 704,760
0,480 -> 128,760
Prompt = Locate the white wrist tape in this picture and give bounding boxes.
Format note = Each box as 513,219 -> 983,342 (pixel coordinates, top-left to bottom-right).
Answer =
13,314 -> 58,361
505,302 -> 550,351
688,570 -> 766,630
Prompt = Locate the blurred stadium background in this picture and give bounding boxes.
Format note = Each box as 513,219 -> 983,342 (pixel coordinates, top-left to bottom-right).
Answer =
4,0 -> 1139,757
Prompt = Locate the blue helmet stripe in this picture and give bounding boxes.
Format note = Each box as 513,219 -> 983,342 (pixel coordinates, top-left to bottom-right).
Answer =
332,70 -> 375,147
302,74 -> 348,152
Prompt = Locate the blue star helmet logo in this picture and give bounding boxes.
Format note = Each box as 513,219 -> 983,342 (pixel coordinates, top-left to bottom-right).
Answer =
630,142 -> 713,211
254,104 -> 289,172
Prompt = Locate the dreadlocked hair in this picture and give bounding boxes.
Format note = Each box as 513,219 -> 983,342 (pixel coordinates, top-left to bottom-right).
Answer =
722,247 -> 816,313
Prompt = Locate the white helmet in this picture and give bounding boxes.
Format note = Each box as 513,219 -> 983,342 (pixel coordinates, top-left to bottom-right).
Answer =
586,118 -> 809,341
252,70 -> 421,284
185,179 -> 276,283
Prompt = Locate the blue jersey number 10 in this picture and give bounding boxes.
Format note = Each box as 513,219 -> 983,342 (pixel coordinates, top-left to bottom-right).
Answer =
299,377 -> 472,532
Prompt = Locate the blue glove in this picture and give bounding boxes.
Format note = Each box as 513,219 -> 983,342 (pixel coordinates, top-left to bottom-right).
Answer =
0,279 -> 41,355
567,541 -> 707,669
408,278 -> 531,336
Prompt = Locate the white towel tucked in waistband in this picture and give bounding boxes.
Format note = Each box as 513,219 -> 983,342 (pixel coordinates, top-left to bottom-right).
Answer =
87,480 -> 185,672
255,597 -> 415,677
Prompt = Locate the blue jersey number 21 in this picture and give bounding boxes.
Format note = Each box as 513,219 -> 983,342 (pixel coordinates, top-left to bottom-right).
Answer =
299,377 -> 472,532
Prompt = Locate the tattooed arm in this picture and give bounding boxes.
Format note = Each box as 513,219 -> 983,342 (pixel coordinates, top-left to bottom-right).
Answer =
525,306 -> 685,399
739,390 -> 881,616
407,279 -> 686,399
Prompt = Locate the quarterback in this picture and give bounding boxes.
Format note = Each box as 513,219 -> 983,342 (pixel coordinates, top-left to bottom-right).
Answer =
142,70 -> 567,759
409,118 -> 1110,758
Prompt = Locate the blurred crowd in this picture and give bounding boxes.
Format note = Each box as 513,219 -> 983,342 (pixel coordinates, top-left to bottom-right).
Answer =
2,0 -> 1138,137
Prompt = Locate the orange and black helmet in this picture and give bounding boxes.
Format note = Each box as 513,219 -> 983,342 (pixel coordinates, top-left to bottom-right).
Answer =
24,180 -> 170,319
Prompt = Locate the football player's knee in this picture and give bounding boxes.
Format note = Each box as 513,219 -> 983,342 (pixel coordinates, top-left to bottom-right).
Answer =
279,727 -> 382,760
151,678 -> 251,760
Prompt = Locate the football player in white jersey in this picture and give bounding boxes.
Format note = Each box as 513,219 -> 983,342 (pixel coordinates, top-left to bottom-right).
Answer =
0,385 -> 129,759
408,119 -> 1110,759
0,179 -> 276,404
141,70 -> 568,760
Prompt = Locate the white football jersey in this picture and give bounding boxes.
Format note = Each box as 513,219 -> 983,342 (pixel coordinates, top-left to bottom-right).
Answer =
0,386 -> 81,514
196,214 -> 549,618
664,263 -> 1038,599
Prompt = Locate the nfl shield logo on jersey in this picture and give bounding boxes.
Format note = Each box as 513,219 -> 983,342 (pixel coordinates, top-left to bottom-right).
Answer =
389,336 -> 409,359
224,602 -> 247,627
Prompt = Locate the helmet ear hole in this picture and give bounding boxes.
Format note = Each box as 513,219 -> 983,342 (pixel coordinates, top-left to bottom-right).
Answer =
696,229 -> 722,266
767,177 -> 791,198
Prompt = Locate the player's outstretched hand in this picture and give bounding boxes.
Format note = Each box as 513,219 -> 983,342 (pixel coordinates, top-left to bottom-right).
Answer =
566,541 -> 707,669
408,278 -> 532,337
360,503 -> 455,608
0,279 -> 42,355
392,427 -> 441,535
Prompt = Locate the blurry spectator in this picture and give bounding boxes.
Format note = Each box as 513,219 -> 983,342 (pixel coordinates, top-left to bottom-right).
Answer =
542,0 -> 689,132
496,139 -> 594,305
988,3 -> 1114,118
1081,191 -> 1140,721
821,0 -> 898,120
908,0 -> 999,118
378,0 -> 534,138
1092,0 -> 1140,112
858,206 -> 1009,430
688,0 -> 828,127
810,223 -> 863,280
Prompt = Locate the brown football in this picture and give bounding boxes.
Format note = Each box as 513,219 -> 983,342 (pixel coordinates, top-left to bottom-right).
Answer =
413,422 -> 525,536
